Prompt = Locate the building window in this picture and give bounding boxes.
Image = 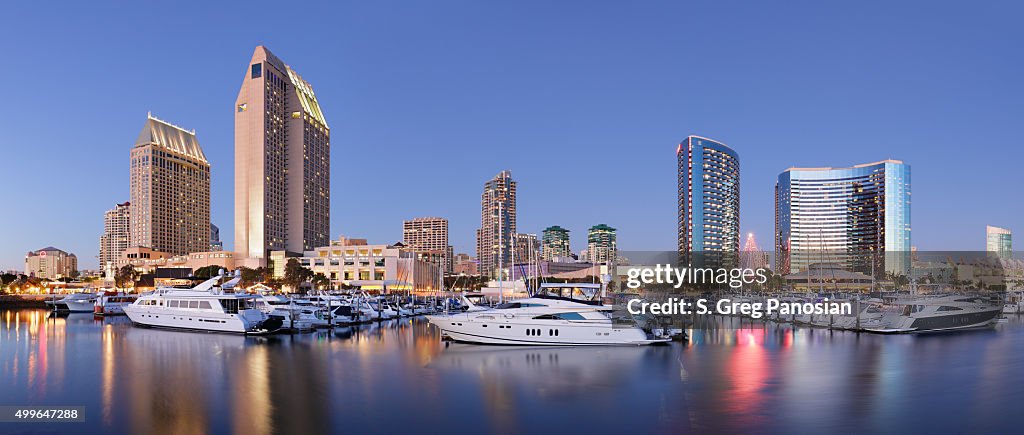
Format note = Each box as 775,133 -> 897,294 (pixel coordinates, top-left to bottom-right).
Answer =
251,63 -> 262,79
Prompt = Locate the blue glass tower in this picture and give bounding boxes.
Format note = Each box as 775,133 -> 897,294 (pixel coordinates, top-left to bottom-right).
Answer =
775,160 -> 911,276
677,136 -> 740,267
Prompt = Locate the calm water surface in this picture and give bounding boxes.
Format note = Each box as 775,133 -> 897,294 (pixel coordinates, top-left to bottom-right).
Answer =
1,309 -> 1022,434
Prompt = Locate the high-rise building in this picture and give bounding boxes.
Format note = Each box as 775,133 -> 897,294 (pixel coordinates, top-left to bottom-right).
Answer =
587,224 -> 617,264
235,46 -> 330,262
25,247 -> 77,279
513,233 -> 539,264
477,170 -> 516,277
677,136 -> 740,268
100,201 -> 131,271
403,217 -> 451,273
210,224 -> 223,251
541,226 -> 571,261
741,232 -> 769,270
130,114 -> 210,256
987,226 -> 1012,259
775,159 -> 911,276
453,253 -> 478,276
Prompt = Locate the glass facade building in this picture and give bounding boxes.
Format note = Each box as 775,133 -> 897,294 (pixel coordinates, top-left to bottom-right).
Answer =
986,225 -> 1012,259
677,136 -> 740,268
775,160 -> 911,276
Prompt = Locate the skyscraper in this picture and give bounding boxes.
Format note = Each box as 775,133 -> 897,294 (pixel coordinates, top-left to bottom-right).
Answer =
513,233 -> 539,265
130,114 -> 210,256
587,224 -> 617,264
235,46 -> 330,262
775,159 -> 911,276
100,201 -> 130,272
477,170 -> 516,277
987,225 -> 1012,259
677,136 -> 740,267
210,224 -> 223,251
741,232 -> 769,270
403,217 -> 451,273
541,226 -> 571,261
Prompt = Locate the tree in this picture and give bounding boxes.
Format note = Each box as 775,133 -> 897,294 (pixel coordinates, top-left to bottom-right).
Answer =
193,265 -> 222,279
283,259 -> 313,292
311,273 -> 331,290
115,265 -> 139,290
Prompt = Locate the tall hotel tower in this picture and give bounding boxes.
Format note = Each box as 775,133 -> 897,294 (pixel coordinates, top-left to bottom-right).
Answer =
477,170 -> 516,277
130,114 -> 210,256
677,136 -> 740,268
403,217 -> 453,273
99,201 -> 131,271
775,160 -> 911,276
235,46 -> 330,262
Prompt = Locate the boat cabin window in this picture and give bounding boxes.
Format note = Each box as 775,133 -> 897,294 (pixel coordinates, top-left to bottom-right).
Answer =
532,312 -> 586,320
221,299 -> 240,314
496,302 -> 546,309
199,301 -> 212,310
937,306 -> 963,312
169,300 -> 179,308
188,301 -> 199,309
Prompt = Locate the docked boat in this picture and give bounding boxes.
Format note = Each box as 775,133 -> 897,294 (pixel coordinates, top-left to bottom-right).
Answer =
45,292 -> 97,313
862,295 -> 1002,333
252,294 -> 316,331
123,273 -> 282,334
427,284 -> 670,346
93,292 -> 138,316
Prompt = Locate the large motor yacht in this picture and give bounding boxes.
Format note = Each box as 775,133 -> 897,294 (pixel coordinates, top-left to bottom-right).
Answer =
93,292 -> 138,316
862,295 -> 1002,333
124,272 -> 282,334
427,283 -> 669,346
45,292 -> 97,313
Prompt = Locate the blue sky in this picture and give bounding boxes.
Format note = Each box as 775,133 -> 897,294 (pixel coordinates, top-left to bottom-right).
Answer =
0,1 -> 1021,270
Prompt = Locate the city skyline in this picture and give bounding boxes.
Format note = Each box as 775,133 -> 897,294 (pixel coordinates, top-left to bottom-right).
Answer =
2,2 -> 1022,270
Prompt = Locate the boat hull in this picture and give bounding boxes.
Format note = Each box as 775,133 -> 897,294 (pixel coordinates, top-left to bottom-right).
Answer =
124,306 -> 266,334
428,315 -> 667,346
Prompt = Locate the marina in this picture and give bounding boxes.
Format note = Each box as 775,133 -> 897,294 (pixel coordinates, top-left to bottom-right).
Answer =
3,308 -> 1024,433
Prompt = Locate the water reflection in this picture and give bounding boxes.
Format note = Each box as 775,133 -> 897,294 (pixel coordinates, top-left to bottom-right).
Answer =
2,310 -> 1024,433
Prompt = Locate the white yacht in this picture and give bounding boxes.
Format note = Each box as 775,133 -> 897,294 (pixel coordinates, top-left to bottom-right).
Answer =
252,294 -> 316,331
862,295 -> 1002,333
427,284 -> 669,346
124,273 -> 282,334
45,292 -> 97,313
93,292 -> 138,316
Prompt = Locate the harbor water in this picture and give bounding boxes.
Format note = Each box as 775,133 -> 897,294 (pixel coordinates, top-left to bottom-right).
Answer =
1,309 -> 1022,434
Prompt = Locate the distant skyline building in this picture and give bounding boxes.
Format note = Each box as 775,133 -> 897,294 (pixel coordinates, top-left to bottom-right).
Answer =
513,233 -> 539,266
403,217 -> 452,273
130,114 -> 210,257
25,247 -> 77,279
99,201 -> 131,272
677,135 -> 740,268
541,226 -> 571,261
453,253 -> 478,276
741,232 -> 769,270
775,159 -> 911,276
477,170 -> 516,277
235,45 -> 330,262
586,224 -> 617,264
210,224 -> 223,251
987,225 -> 1012,259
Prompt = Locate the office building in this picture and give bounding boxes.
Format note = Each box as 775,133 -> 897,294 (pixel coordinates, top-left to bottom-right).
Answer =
100,201 -> 131,272
130,114 -> 210,256
453,253 -> 478,276
677,136 -> 740,267
235,45 -> 330,262
513,233 -> 539,264
403,217 -> 451,272
25,247 -> 77,279
210,224 -> 223,251
586,224 -> 617,264
477,170 -> 516,277
987,226 -> 1012,259
541,226 -> 571,261
775,159 -> 911,275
